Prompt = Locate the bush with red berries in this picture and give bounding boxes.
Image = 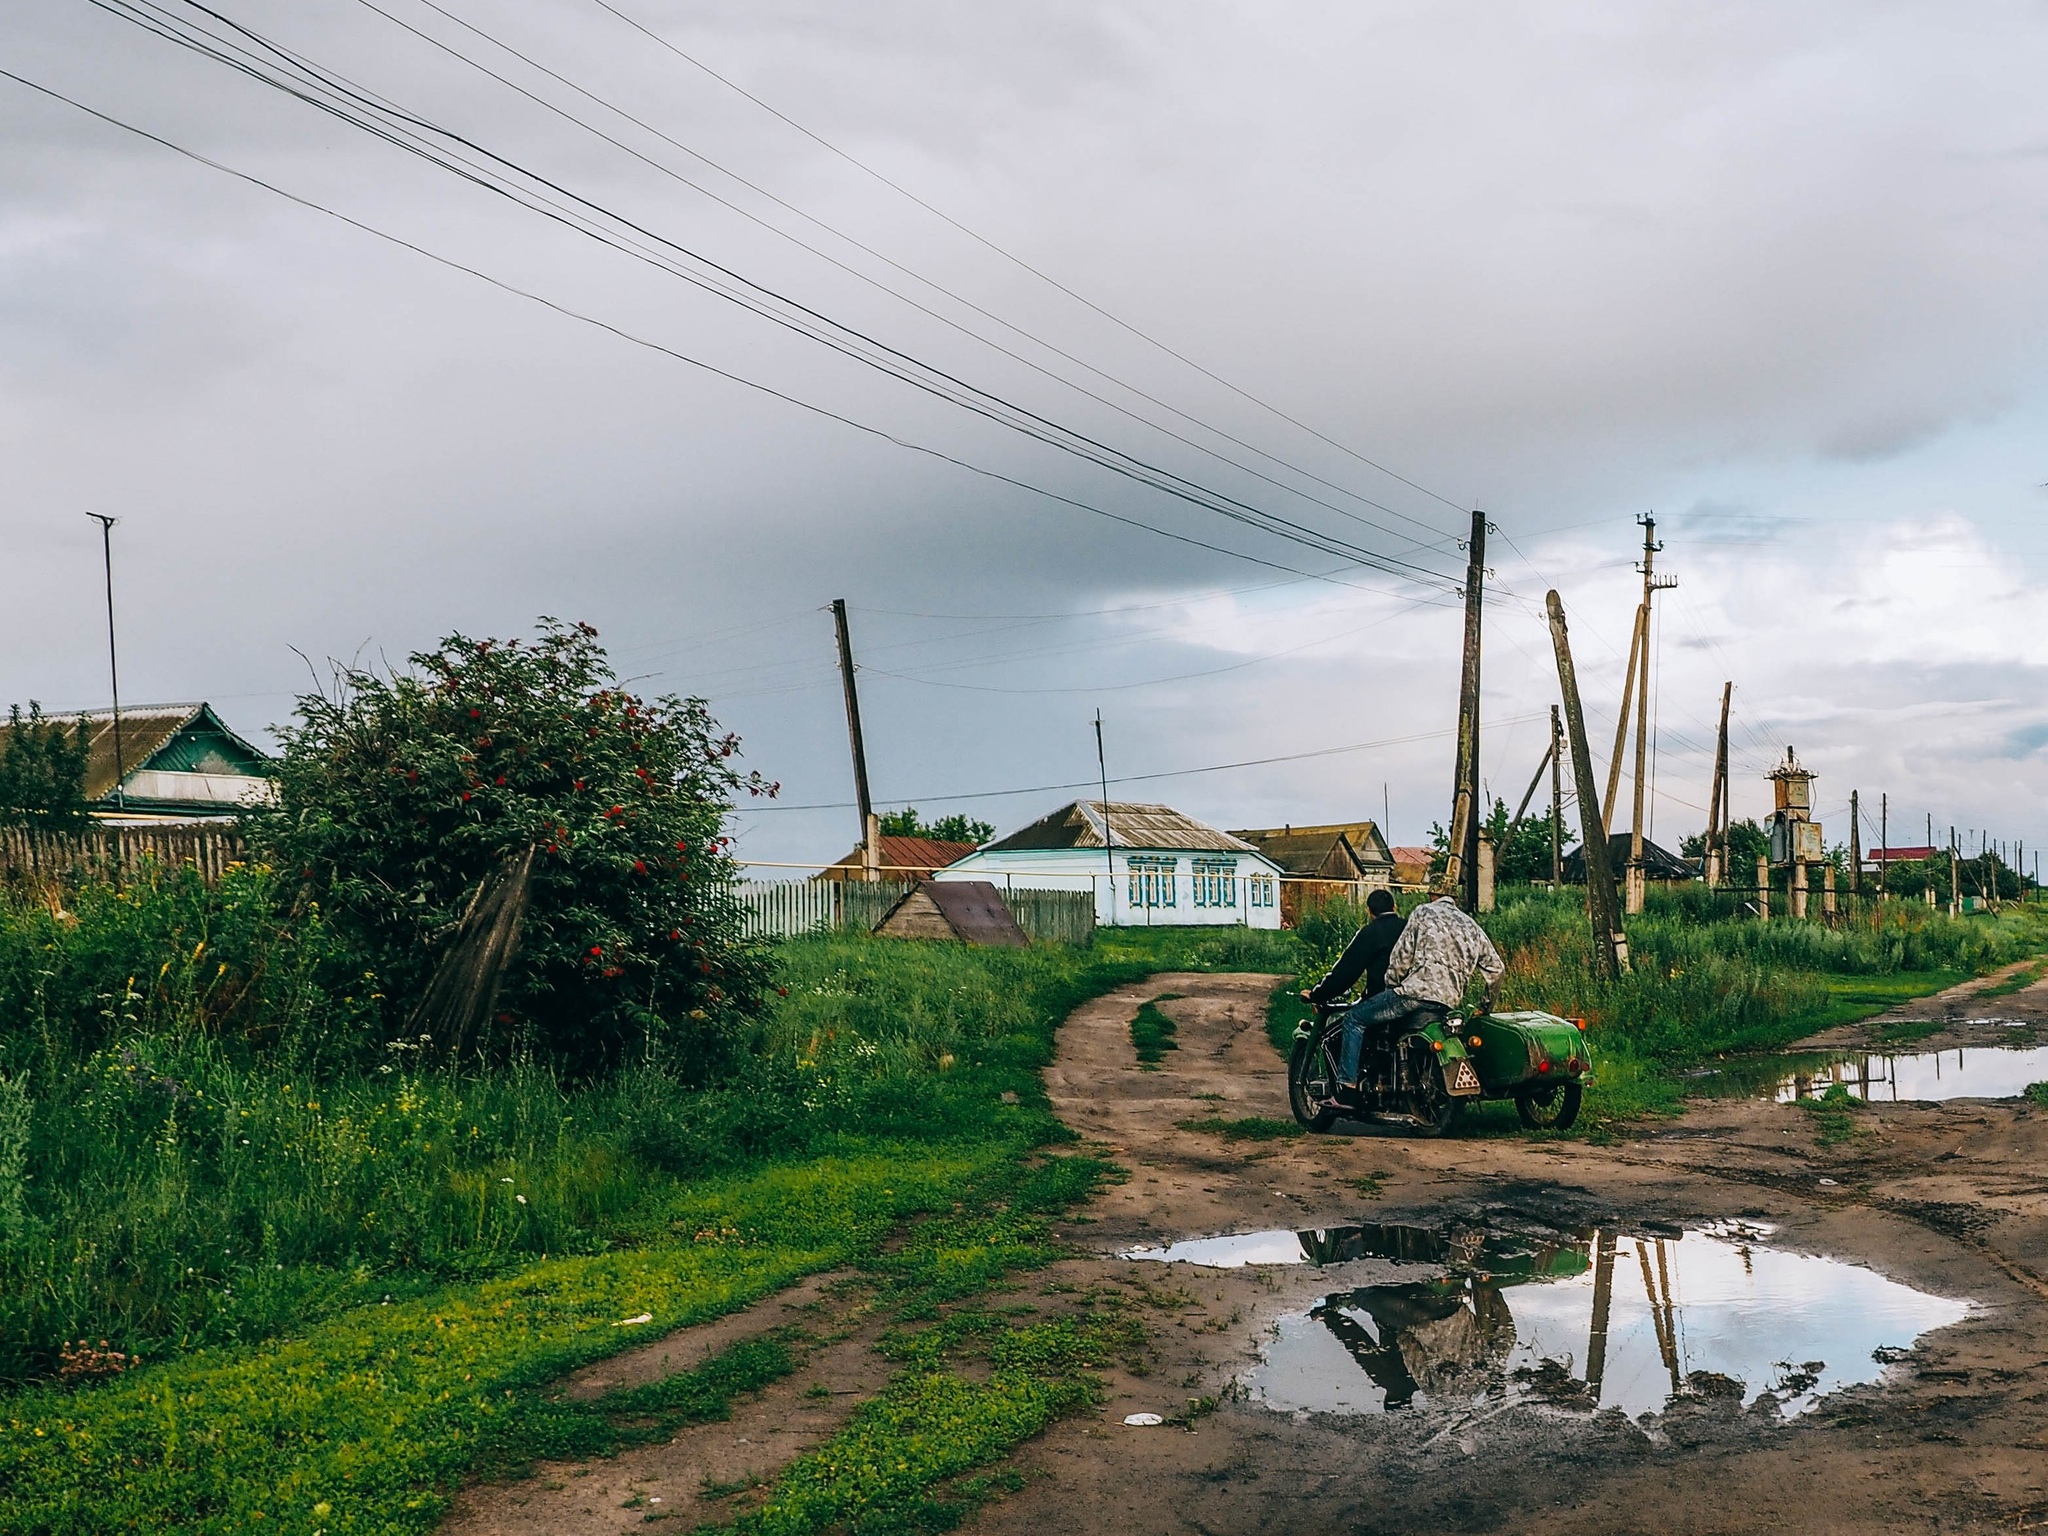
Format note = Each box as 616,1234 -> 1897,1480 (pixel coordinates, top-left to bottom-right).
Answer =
247,619 -> 778,1079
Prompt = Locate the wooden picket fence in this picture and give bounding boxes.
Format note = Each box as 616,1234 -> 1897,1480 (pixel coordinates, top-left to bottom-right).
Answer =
0,823 -> 247,887
999,887 -> 1096,946
735,879 -> 1095,946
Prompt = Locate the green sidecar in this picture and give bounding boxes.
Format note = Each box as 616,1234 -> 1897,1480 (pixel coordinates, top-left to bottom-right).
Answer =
1289,1001 -> 1595,1136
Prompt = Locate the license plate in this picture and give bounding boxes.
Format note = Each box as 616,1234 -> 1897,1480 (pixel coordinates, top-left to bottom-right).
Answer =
1448,1059 -> 1482,1096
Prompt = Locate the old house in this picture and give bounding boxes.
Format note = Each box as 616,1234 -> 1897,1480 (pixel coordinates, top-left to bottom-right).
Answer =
0,702 -> 274,820
1231,819 -> 1396,925
816,834 -> 977,882
935,799 -> 1284,929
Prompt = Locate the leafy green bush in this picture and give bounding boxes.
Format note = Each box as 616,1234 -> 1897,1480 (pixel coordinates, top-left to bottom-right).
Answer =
247,620 -> 775,1078
0,704 -> 90,830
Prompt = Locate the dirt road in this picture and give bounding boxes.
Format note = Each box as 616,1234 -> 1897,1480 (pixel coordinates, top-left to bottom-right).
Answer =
448,968 -> 2048,1534
971,969 -> 2048,1535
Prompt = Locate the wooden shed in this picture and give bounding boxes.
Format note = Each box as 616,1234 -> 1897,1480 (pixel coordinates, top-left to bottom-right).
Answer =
874,879 -> 1029,947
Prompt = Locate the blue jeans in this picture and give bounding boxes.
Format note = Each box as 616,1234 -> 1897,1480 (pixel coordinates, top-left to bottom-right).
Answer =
1339,991 -> 1424,1085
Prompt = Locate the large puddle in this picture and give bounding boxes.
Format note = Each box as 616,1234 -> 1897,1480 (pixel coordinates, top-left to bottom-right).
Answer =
1124,1222 -> 1967,1419
1764,1042 -> 2048,1103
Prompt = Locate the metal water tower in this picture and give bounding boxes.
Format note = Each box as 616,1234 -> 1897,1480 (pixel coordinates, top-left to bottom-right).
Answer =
1767,746 -> 1823,865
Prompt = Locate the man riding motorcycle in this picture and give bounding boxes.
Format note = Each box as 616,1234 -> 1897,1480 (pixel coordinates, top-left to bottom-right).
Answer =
1307,894 -> 1506,1095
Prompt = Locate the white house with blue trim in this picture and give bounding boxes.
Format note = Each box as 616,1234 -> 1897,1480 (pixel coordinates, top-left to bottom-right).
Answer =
933,800 -> 1284,929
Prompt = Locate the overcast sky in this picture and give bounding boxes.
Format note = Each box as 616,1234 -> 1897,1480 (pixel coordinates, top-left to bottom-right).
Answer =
3,0 -> 2045,868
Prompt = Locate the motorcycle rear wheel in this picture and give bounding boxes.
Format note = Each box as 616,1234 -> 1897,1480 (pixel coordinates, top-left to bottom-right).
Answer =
1288,1035 -> 1340,1131
1515,1081 -> 1583,1130
1406,1049 -> 1464,1138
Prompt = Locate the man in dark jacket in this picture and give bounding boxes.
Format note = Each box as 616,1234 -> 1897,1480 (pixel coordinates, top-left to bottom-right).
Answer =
1304,888 -> 1404,1008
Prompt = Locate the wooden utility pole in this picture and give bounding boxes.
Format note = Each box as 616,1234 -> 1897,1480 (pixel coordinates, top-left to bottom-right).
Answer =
830,599 -> 879,880
1849,790 -> 1863,899
1441,509 -> 1487,910
1879,793 -> 1888,895
1551,705 -> 1564,890
1705,682 -> 1731,884
1601,608 -> 1643,833
1546,590 -> 1627,978
1095,711 -> 1115,925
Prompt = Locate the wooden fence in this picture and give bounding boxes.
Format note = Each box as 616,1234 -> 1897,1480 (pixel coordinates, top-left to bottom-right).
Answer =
735,879 -> 1095,945
1,823 -> 247,886
999,887 -> 1096,945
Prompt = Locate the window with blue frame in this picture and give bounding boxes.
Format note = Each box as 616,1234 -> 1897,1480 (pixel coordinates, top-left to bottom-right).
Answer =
1127,855 -> 1178,908
1192,857 -> 1237,907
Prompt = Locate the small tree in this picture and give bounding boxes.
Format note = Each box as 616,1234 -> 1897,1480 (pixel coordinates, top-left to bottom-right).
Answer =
247,620 -> 779,1079
0,704 -> 91,830
877,807 -> 994,846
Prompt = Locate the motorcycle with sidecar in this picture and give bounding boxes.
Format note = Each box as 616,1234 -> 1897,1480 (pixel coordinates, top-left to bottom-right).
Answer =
1288,994 -> 1593,1136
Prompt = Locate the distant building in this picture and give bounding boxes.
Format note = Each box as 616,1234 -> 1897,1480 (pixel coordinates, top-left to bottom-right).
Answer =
0,702 -> 275,820
817,834 -> 978,882
1863,845 -> 1937,873
936,799 -> 1284,928
1229,820 -> 1394,886
1388,846 -> 1436,889
1563,833 -> 1696,884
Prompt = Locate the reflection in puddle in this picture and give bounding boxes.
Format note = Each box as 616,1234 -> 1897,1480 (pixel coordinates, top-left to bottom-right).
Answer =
1771,1043 -> 2048,1102
1126,1221 -> 1969,1420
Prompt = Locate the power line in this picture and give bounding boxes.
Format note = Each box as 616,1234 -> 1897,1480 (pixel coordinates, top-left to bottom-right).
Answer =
0,63 -> 1444,602
736,714 -> 1548,812
87,0 -> 1467,595
360,0 -> 1466,560
582,0 -> 1474,532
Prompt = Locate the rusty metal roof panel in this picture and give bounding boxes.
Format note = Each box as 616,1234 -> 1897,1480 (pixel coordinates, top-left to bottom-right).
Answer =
921,880 -> 1028,947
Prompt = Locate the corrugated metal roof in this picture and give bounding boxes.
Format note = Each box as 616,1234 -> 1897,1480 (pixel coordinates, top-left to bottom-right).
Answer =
0,702 -> 274,807
821,836 -> 978,878
983,800 -> 1255,854
1231,821 -> 1393,877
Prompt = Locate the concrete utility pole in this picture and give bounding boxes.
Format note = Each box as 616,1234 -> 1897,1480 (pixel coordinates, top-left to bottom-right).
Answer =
87,513 -> 125,809
1551,705 -> 1564,890
830,599 -> 879,880
1441,509 -> 1487,910
1545,590 -> 1627,978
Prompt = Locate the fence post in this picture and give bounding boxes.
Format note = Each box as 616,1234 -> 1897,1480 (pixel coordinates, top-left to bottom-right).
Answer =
1756,856 -> 1770,921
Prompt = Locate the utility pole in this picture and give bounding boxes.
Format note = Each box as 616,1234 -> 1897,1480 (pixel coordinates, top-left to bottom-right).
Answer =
1705,682 -> 1731,885
1095,711 -> 1115,926
1626,517 -> 1677,913
1879,793 -> 1888,896
1849,790 -> 1862,899
87,513 -> 125,810
1546,590 -> 1627,978
1441,509 -> 1487,910
830,599 -> 878,880
1551,705 -> 1564,890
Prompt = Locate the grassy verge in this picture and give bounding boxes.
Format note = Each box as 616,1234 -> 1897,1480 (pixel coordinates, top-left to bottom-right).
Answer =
0,922 -> 1292,1534
1129,996 -> 1181,1067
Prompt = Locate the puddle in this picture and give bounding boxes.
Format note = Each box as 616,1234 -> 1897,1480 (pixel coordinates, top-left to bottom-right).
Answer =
1768,1043 -> 2048,1103
1127,1221 -> 1968,1420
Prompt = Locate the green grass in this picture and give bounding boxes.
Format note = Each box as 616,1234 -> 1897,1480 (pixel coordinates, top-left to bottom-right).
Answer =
1176,1115 -> 1302,1142
0,914 -> 1293,1534
1974,960 -> 2047,1000
1129,999 -> 1179,1067
1799,1082 -> 1867,1147
2026,1082 -> 2048,1108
